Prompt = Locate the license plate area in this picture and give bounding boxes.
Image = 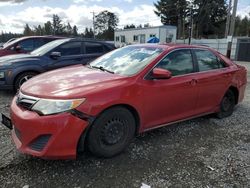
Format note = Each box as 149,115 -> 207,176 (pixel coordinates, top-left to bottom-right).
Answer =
0,113 -> 13,130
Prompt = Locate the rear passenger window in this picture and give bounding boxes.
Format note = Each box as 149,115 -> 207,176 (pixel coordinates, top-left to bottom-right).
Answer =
156,49 -> 194,76
85,42 -> 104,54
194,49 -> 226,71
56,42 -> 81,56
33,38 -> 44,49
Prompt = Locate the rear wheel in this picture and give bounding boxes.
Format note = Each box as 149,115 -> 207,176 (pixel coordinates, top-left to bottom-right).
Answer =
14,72 -> 37,91
87,107 -> 136,158
216,89 -> 236,118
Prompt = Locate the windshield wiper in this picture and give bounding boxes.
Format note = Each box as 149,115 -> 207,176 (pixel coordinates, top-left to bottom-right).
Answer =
88,65 -> 114,74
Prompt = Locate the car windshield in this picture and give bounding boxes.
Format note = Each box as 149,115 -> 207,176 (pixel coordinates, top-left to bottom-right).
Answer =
2,38 -> 19,48
30,39 -> 70,56
89,46 -> 163,76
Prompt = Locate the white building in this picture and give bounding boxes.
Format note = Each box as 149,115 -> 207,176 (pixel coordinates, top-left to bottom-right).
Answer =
114,25 -> 177,48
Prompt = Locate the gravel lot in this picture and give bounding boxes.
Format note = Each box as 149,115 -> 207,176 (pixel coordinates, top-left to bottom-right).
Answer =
0,62 -> 249,188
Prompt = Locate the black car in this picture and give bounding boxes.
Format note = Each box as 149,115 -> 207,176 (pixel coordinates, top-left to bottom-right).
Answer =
0,36 -> 64,57
0,38 -> 115,90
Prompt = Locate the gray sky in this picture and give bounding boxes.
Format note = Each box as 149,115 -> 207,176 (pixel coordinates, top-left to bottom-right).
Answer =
0,0 -> 249,33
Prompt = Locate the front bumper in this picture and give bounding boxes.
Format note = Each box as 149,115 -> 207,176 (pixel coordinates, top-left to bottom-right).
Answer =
10,96 -> 89,159
238,83 -> 247,103
0,69 -> 13,90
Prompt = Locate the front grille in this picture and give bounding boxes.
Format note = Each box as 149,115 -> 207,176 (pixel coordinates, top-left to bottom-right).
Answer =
18,101 -> 34,109
14,127 -> 21,141
29,134 -> 51,152
16,92 -> 39,110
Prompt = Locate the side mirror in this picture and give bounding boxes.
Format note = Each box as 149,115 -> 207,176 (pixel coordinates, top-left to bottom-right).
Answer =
151,68 -> 172,79
50,52 -> 61,59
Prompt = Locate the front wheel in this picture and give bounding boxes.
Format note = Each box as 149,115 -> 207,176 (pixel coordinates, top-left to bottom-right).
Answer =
14,72 -> 37,91
216,89 -> 236,118
87,107 -> 136,158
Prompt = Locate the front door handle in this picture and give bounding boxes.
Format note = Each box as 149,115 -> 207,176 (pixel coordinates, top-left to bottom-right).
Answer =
223,73 -> 231,77
189,79 -> 198,86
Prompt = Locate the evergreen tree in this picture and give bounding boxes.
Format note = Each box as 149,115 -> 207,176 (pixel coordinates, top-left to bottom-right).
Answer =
227,15 -> 250,37
83,27 -> 94,38
44,21 -> 53,35
66,22 -> 73,35
89,28 -> 94,38
0,31 -> 5,42
52,14 -> 65,35
23,24 -> 33,36
72,25 -> 78,36
0,32 -> 23,43
95,10 -> 119,40
234,16 -> 241,36
192,0 -> 227,38
154,0 -> 227,38
34,25 -> 44,35
237,16 -> 249,36
124,24 -> 136,29
154,0 -> 187,38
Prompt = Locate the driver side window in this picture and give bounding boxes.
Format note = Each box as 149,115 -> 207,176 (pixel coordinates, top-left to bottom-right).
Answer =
55,42 -> 82,56
17,39 -> 34,52
156,49 -> 194,76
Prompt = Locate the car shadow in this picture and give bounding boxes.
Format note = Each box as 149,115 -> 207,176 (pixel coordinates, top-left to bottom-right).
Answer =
0,90 -> 16,97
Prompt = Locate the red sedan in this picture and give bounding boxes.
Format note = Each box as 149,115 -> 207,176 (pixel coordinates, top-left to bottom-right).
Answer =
1,44 -> 247,159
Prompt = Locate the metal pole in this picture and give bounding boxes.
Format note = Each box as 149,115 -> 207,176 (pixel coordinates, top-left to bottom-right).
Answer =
226,0 -> 238,58
225,0 -> 232,37
188,4 -> 193,45
91,11 -> 95,39
229,0 -> 238,36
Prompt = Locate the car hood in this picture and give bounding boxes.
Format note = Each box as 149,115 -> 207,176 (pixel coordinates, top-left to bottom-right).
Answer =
21,65 -> 127,99
0,53 -> 39,64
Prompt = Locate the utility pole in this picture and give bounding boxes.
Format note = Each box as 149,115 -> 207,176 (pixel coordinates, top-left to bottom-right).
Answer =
225,0 -> 232,38
226,0 -> 238,58
188,3 -> 193,45
91,11 -> 95,39
229,0 -> 238,36
177,3 -> 182,39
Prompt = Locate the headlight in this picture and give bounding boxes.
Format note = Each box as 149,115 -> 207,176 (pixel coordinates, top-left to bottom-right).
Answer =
31,98 -> 85,115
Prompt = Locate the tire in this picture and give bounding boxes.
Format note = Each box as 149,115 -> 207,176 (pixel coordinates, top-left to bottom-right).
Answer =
216,89 -> 236,119
14,72 -> 37,91
87,107 -> 136,158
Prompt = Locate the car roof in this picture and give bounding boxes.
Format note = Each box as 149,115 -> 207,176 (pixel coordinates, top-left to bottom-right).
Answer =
19,35 -> 65,40
67,38 -> 114,44
126,43 -> 215,52
2,36 -> 66,49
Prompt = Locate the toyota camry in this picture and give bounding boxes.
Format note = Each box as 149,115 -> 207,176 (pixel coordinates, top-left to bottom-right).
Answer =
1,44 -> 247,159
